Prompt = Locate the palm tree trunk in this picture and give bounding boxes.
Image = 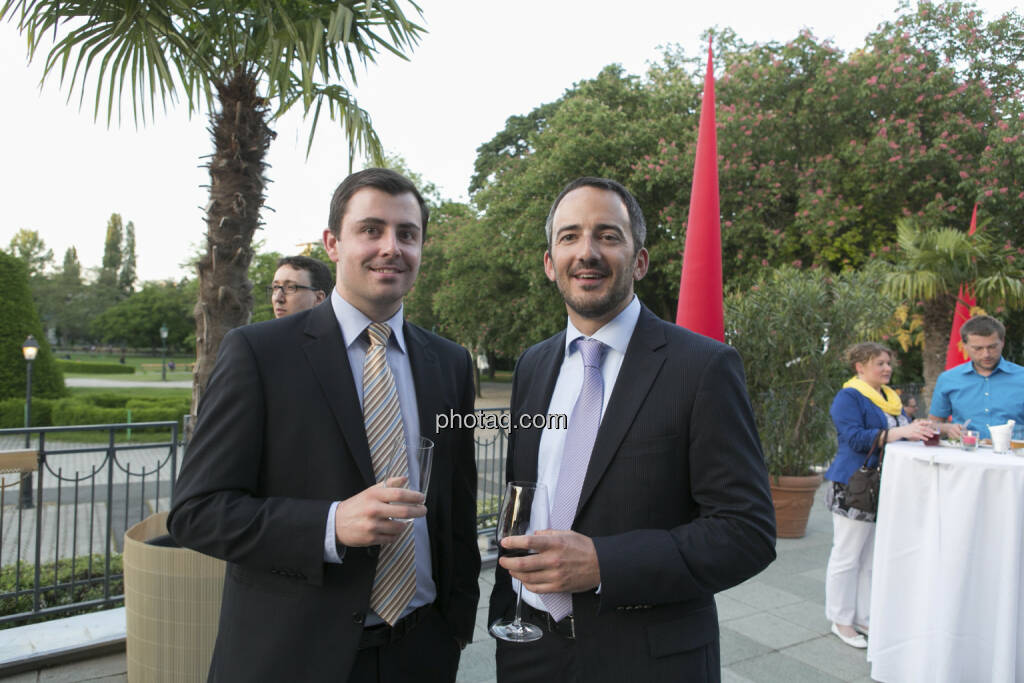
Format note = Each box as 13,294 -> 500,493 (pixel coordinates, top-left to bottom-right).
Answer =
920,293 -> 956,411
191,67 -> 275,422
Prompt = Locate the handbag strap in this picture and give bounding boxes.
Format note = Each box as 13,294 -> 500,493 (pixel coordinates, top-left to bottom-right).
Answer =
860,429 -> 888,469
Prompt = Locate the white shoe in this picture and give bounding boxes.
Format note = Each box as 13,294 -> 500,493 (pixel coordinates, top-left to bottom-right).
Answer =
854,623 -> 870,636
832,623 -> 868,648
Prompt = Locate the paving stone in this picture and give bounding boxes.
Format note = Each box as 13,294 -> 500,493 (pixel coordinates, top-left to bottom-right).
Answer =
757,568 -> 828,604
726,612 -> 820,650
721,669 -> 757,683
720,580 -> 804,611
36,653 -> 126,683
456,636 -> 495,683
774,600 -> 830,635
720,625 -> 773,666
717,593 -> 761,622
730,651 -> 847,683
782,634 -> 872,682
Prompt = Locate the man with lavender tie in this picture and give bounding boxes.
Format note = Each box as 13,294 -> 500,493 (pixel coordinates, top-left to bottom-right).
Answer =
489,177 -> 776,682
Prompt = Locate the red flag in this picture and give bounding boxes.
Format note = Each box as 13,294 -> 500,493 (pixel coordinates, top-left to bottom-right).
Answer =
944,204 -> 979,369
675,40 -> 723,341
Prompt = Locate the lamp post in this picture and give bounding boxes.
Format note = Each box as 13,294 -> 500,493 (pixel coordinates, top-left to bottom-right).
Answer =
21,335 -> 38,509
160,324 -> 168,381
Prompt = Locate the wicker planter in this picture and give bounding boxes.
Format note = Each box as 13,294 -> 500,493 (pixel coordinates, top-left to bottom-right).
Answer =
124,511 -> 225,682
769,473 -> 824,539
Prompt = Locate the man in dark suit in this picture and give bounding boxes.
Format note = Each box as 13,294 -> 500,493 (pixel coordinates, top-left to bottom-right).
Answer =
489,177 -> 776,682
169,168 -> 480,682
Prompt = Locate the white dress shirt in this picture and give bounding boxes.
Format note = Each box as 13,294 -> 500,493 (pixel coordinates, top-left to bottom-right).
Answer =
518,295 -> 641,612
322,290 -> 436,625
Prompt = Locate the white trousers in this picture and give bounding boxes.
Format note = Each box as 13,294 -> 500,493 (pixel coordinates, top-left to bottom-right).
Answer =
824,512 -> 875,627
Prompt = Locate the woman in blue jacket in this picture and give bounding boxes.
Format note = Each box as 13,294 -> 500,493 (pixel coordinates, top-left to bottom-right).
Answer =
824,342 -> 937,648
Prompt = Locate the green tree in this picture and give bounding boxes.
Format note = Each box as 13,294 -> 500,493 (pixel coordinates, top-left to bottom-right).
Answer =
99,214 -> 123,288
90,281 -> 195,350
726,265 -> 897,477
7,228 -> 53,278
248,249 -> 283,323
118,221 -> 137,293
0,251 -> 65,400
59,247 -> 81,286
2,0 -> 425,418
882,218 -> 1024,403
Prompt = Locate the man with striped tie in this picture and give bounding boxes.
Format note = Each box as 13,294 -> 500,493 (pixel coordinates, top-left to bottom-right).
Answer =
170,168 -> 480,682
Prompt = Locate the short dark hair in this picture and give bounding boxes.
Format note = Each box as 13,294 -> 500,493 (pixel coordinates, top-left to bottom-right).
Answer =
960,315 -> 1005,342
276,255 -> 333,294
327,168 -> 429,240
544,177 -> 646,254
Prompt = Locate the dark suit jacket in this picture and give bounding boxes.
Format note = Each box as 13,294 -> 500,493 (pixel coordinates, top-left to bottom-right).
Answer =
489,305 -> 776,682
168,301 -> 480,682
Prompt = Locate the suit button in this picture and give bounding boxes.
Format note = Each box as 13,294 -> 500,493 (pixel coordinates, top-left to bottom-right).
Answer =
352,612 -> 365,624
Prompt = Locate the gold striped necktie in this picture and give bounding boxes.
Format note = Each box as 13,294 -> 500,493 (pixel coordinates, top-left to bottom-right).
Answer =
362,322 -> 415,625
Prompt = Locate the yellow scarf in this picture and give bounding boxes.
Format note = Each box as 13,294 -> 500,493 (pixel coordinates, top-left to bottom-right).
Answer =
843,377 -> 903,416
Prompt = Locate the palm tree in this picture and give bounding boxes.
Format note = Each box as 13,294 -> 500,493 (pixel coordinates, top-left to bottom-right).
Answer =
883,218 -> 1024,404
1,0 -> 424,415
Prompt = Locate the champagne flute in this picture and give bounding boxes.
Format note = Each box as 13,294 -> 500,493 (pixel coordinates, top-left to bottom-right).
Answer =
388,436 -> 433,523
489,481 -> 549,642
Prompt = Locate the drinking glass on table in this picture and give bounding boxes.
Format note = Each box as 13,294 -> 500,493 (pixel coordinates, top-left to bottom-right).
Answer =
1011,425 -> 1024,455
387,436 -> 433,522
489,481 -> 550,643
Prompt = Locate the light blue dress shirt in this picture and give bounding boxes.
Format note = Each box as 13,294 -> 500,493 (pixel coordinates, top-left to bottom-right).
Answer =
322,290 -> 436,625
518,295 -> 641,612
929,357 -> 1024,439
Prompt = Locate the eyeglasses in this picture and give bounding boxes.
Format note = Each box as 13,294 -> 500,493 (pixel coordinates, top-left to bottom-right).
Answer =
267,283 -> 318,296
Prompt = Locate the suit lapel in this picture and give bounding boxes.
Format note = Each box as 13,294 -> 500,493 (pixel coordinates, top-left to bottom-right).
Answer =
302,303 -> 375,487
576,307 -> 667,518
515,332 -> 566,483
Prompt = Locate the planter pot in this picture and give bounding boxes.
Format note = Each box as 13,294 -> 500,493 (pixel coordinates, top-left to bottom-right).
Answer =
769,473 -> 824,539
124,511 -> 225,683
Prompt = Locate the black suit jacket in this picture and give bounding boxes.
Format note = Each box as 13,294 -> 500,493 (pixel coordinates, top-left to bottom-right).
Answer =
169,301 -> 480,682
489,305 -> 776,682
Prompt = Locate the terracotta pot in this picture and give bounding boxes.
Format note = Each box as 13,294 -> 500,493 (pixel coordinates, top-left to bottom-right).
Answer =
769,473 -> 824,539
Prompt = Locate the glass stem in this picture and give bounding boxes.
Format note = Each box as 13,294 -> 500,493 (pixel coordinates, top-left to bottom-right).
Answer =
512,580 -> 525,628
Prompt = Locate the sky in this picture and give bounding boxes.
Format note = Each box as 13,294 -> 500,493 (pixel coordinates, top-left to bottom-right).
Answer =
1,0 -> 1019,282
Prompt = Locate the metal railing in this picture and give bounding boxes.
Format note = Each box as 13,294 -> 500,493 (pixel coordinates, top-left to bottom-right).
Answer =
0,422 -> 179,628
1,410 -> 511,627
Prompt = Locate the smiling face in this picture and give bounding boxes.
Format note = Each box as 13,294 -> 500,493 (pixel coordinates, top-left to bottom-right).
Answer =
322,187 -> 423,321
855,351 -> 893,390
543,186 -> 648,335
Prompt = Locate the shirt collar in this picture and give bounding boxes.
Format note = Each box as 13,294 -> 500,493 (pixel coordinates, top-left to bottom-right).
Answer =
563,295 -> 641,357
330,289 -> 407,353
955,356 -> 1014,376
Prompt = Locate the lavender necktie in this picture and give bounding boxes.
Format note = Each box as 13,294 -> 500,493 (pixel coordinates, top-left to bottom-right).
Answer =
542,337 -> 607,622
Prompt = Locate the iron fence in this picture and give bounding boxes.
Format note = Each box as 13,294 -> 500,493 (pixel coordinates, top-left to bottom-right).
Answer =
0,422 -> 179,627
1,409 -> 511,627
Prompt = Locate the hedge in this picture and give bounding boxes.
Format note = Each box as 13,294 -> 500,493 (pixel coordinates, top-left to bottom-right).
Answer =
0,397 -> 56,429
0,555 -> 124,629
56,360 -> 135,375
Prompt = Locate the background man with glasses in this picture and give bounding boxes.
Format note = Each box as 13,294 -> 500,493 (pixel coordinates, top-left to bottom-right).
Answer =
270,254 -> 333,318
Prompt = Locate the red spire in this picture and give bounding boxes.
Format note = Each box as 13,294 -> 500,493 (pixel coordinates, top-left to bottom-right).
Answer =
675,39 -> 723,341
944,203 -> 979,369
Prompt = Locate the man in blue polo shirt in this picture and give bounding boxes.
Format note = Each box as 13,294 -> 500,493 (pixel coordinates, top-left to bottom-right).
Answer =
929,315 -> 1024,440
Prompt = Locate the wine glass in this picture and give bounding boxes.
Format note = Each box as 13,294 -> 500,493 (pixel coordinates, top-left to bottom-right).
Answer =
489,481 -> 549,642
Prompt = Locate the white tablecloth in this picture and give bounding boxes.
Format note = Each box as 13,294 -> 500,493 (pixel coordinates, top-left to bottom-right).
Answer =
868,442 -> 1024,683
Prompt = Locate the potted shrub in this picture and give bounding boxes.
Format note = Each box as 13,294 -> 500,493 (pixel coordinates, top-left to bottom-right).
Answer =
725,266 -> 894,537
